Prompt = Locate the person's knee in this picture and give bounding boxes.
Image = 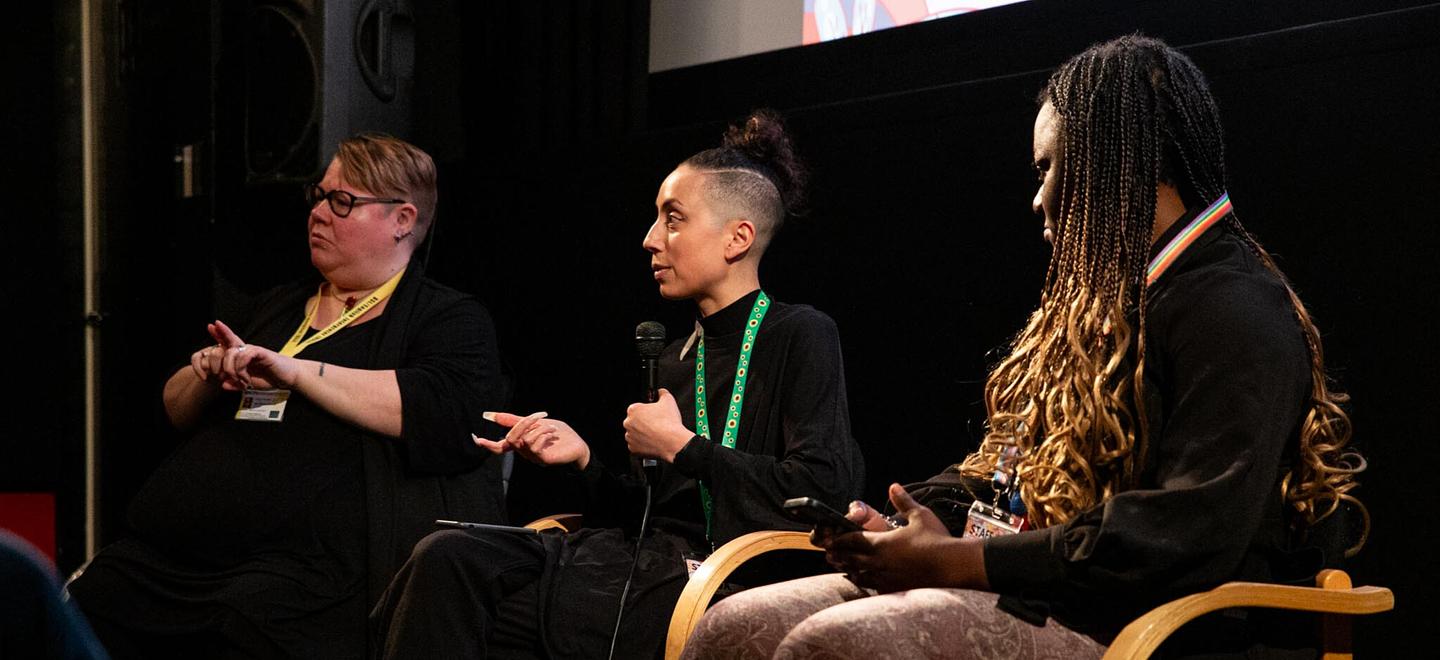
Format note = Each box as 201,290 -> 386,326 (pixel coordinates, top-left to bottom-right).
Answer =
783,610 -> 848,642
402,528 -> 542,593
776,604 -> 872,656
395,529 -> 488,591
409,529 -> 474,566
700,588 -> 773,630
682,592 -> 781,660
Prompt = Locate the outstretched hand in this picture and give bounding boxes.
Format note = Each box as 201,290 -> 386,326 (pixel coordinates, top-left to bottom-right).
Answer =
474,411 -> 592,469
824,483 -> 989,593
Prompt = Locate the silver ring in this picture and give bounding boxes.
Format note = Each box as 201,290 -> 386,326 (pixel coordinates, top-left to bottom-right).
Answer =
235,345 -> 249,354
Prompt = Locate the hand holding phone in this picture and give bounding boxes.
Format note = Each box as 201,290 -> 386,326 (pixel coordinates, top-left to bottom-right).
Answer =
783,496 -> 908,535
781,497 -> 865,533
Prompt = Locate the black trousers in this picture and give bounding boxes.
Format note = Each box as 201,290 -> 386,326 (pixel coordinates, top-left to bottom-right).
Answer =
369,525 -> 694,660
369,528 -> 547,659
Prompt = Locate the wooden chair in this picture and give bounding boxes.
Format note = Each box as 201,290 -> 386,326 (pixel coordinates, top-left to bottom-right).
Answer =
522,512 -> 583,533
520,517 -> 820,660
647,529 -> 1394,660
664,531 -> 819,660
1103,568 -> 1393,660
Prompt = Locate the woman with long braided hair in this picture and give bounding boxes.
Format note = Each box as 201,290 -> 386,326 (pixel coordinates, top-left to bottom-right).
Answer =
681,35 -> 1365,659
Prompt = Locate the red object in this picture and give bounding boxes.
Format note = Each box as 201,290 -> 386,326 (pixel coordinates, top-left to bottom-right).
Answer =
0,492 -> 57,564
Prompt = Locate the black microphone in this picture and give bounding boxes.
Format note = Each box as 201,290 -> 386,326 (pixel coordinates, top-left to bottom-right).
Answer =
635,322 -> 667,478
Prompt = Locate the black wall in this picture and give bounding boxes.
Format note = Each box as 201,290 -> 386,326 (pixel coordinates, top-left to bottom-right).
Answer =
14,0 -> 1435,655
4,1 -> 87,571
462,1 -> 1440,654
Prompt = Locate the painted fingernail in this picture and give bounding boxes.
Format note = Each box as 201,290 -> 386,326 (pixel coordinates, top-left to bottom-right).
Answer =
482,411 -> 497,422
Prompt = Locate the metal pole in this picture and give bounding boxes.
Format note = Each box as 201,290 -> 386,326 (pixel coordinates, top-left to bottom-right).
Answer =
80,0 -> 102,560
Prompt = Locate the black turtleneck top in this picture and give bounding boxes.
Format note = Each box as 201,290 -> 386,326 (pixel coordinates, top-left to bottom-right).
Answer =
578,290 -> 866,547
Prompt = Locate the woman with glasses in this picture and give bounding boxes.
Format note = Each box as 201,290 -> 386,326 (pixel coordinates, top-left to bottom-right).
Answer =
68,133 -> 507,659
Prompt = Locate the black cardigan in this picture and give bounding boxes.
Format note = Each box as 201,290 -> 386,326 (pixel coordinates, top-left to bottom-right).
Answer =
241,264 -> 510,605
578,290 -> 866,547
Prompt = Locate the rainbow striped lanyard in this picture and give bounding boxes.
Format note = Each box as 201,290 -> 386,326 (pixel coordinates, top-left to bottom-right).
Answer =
694,291 -> 771,543
1146,192 -> 1232,286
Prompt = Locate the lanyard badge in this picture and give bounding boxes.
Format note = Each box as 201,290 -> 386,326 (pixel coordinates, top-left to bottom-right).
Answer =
234,388 -> 291,422
964,501 -> 1027,538
695,291 -> 771,544
964,444 -> 1028,538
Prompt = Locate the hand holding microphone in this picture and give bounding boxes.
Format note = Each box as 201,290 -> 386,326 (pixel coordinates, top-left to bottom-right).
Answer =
624,322 -> 690,474
623,388 -> 692,463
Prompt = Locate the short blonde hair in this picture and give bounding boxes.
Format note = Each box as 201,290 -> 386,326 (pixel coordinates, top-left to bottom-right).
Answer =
335,133 -> 438,240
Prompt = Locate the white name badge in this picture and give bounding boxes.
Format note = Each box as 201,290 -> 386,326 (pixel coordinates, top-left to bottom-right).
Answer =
235,388 -> 291,422
682,550 -> 710,577
962,501 -> 1027,539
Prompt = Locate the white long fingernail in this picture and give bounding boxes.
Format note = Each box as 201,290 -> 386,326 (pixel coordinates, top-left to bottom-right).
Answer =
482,411 -> 497,422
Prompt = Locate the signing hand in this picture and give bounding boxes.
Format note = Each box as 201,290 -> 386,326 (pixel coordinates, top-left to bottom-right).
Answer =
825,483 -> 988,593
189,321 -> 241,387
211,320 -> 297,391
622,389 -> 693,463
474,411 -> 592,469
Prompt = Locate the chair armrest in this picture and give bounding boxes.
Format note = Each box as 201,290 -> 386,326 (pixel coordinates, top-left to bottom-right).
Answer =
1103,570 -> 1394,660
664,530 -> 825,660
524,513 -> 583,533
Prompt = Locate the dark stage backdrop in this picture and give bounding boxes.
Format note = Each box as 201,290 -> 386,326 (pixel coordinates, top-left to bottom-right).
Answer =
445,1 -> 1440,655
21,0 -> 1435,656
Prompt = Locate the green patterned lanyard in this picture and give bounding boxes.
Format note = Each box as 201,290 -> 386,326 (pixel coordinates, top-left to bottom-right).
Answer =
695,290 -> 771,542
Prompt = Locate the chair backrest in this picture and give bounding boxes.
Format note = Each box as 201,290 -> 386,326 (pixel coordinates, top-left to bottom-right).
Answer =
1102,569 -> 1394,660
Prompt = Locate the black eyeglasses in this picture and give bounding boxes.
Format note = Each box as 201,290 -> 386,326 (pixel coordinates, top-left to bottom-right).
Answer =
305,183 -> 407,218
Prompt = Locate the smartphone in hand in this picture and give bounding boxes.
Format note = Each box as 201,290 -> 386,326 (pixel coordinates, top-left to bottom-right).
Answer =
781,497 -> 864,533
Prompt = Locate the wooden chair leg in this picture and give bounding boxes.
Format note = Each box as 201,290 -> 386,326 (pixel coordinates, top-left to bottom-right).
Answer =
1317,570 -> 1353,660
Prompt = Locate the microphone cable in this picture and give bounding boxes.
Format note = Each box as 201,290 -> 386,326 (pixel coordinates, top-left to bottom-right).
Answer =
607,477 -> 656,660
608,320 -> 667,659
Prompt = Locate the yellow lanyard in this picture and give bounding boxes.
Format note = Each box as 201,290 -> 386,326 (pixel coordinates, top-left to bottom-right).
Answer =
278,268 -> 405,357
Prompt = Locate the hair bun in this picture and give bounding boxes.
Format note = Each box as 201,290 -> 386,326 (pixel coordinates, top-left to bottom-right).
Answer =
722,109 -> 808,215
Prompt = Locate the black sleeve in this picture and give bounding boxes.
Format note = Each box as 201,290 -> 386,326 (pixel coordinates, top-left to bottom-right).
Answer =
395,296 -> 505,474
672,310 -> 862,535
572,453 -> 646,530
984,270 -> 1310,608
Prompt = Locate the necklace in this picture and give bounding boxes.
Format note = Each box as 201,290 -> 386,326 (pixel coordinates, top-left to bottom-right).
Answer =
327,283 -> 364,310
